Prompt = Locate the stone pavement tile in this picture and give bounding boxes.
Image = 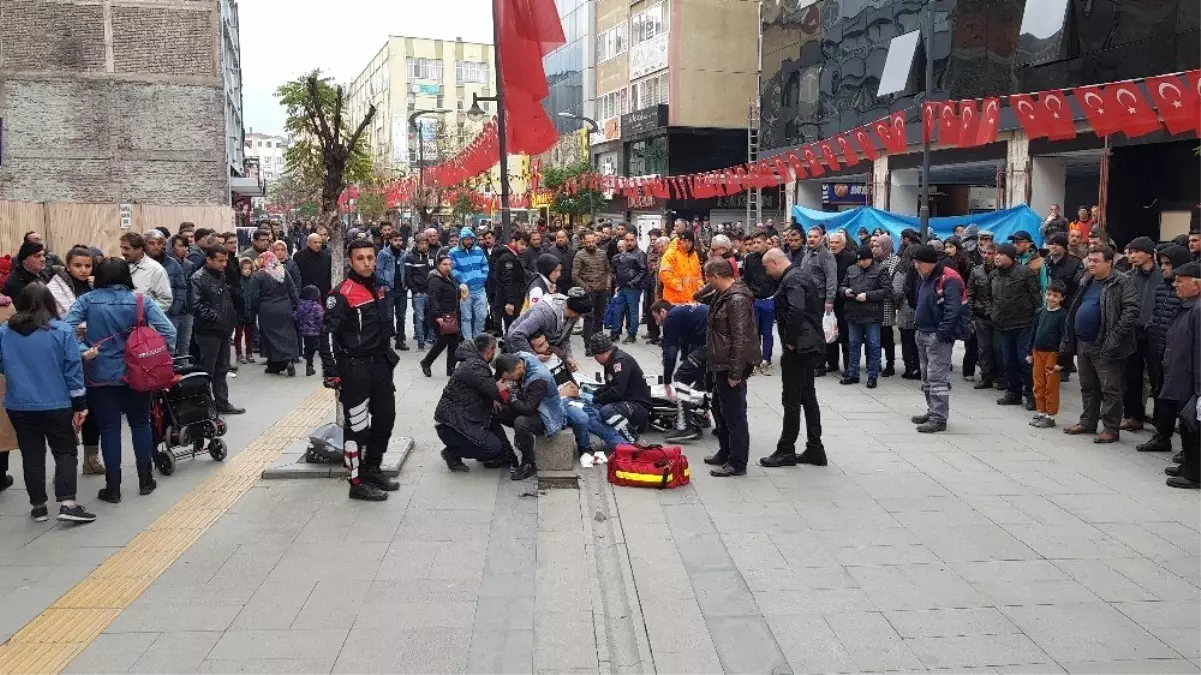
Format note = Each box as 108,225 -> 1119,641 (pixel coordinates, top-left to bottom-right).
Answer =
652,648 -> 724,675
1113,601 -> 1201,660
207,542 -> 290,589
533,610 -> 598,672
230,580 -> 317,630
809,525 -> 922,548
355,598 -> 477,629
478,571 -> 536,599
136,578 -> 259,606
951,560 -> 1102,606
153,540 -> 241,587
1100,556 -> 1201,602
1051,559 -> 1159,602
1000,603 -> 1179,662
742,566 -> 858,592
824,610 -> 925,672
106,602 -> 243,634
689,568 -> 760,618
335,627 -> 470,674
640,598 -> 715,656
291,580 -> 371,630
936,473 -> 1033,498
704,615 -> 792,674
0,542 -> 120,568
209,629 -> 349,661
1096,523 -> 1197,561
996,664 -> 1067,674
466,629 -> 533,674
675,533 -> 737,573
535,562 -> 593,610
128,630 -> 223,674
1138,522 -> 1201,556
295,503 -> 359,544
661,502 -> 719,536
392,508 -> 491,542
0,565 -> 96,636
537,531 -> 587,567
766,612 -> 856,672
768,531 -> 842,568
1046,494 -> 1173,524
1058,658 -> 1201,674
998,523 -> 1140,560
374,539 -> 441,579
833,543 -> 942,566
884,608 -> 1021,639
1001,494 -> 1092,527
343,508 -> 408,543
196,657 -> 336,674
848,563 -> 989,610
628,555 -> 695,600
909,523 -> 1040,563
892,508 -> 1001,529
473,596 -> 535,632
264,541 -> 389,584
64,631 -> 160,674
754,587 -> 877,615
1157,556 -> 1201,589
722,532 -> 790,569
906,634 -> 1054,669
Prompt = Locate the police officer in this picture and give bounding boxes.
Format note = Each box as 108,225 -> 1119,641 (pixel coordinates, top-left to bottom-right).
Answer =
320,239 -> 401,501
586,333 -> 653,445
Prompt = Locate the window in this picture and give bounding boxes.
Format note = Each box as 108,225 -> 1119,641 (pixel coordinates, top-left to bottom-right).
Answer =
456,61 -> 490,84
632,2 -> 668,45
596,23 -> 628,63
436,94 -> 444,108
877,29 -> 920,97
407,58 -> 444,81
1016,0 -> 1071,65
598,88 -> 628,120
627,136 -> 666,176
630,72 -> 669,110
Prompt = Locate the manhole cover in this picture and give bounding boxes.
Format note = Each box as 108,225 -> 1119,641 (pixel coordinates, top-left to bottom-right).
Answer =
538,475 -> 580,490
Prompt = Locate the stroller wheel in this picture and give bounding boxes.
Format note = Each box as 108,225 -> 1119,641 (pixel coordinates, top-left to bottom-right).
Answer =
155,451 -> 176,476
208,439 -> 227,462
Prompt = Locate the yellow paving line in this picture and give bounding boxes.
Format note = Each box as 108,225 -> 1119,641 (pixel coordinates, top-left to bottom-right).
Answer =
0,388 -> 334,675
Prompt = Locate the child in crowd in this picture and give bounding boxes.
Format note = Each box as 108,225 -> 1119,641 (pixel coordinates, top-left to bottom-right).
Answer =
235,257 -> 256,364
294,285 -> 324,377
1026,280 -> 1068,428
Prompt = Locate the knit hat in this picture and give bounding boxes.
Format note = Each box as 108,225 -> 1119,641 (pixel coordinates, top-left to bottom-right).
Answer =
459,227 -> 475,240
16,241 -> 43,263
1125,236 -> 1156,254
1159,244 -> 1191,270
1175,261 -> 1201,279
911,245 -> 938,263
565,287 -> 594,315
856,247 -> 874,260
588,333 -> 614,355
1048,232 -> 1069,247
996,243 -> 1019,260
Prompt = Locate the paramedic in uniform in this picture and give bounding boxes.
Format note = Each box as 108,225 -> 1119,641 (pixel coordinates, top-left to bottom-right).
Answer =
320,239 -> 401,502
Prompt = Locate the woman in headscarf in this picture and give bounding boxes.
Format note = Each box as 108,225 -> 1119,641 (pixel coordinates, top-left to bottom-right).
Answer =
250,250 -> 299,376
271,240 -> 302,290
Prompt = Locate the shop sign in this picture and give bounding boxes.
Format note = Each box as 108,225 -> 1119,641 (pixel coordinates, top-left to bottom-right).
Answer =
628,194 -> 657,209
629,33 -> 668,79
621,105 -> 668,136
415,83 -> 441,96
119,204 -> 133,230
715,190 -> 781,210
592,116 -> 622,145
821,183 -> 868,205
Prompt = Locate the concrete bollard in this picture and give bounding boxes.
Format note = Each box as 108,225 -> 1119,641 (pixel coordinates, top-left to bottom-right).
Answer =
535,431 -> 578,473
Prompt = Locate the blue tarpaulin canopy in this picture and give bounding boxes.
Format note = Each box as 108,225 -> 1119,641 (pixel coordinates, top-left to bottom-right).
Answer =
791,205 -> 1045,246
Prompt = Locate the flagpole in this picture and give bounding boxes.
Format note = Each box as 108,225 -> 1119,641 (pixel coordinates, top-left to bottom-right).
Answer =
918,0 -> 934,243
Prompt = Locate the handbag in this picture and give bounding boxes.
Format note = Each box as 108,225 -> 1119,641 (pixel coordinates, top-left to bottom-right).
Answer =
437,313 -> 460,336
607,443 -> 691,489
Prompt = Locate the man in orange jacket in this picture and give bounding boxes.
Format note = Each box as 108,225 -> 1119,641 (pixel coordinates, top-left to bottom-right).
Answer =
659,231 -> 702,304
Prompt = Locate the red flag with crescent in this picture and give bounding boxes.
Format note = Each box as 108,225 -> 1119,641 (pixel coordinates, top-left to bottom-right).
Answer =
1106,82 -> 1162,138
851,127 -> 879,161
1074,84 -> 1122,137
1009,93 -> 1049,139
958,100 -> 979,148
1145,73 -> 1200,135
1038,90 -> 1077,141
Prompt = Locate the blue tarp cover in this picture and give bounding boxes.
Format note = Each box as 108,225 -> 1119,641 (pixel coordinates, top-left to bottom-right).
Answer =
792,204 -> 1045,246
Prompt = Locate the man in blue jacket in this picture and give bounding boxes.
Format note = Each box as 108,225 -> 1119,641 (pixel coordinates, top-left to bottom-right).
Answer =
650,299 -> 709,443
144,230 -> 187,323
449,228 -> 490,340
910,245 -> 966,434
376,232 -> 410,351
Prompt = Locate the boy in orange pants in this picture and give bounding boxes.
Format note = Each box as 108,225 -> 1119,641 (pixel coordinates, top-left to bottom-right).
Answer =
1027,281 -> 1067,428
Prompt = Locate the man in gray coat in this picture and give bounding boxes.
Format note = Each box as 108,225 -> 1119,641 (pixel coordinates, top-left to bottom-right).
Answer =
505,289 -> 592,365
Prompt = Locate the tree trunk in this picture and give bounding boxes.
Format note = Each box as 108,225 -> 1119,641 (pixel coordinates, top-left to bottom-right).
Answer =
322,187 -> 345,286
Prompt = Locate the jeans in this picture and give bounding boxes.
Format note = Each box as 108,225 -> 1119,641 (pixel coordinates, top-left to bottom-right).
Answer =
753,298 -> 775,362
916,331 -> 954,423
579,403 -> 626,451
609,288 -> 641,339
389,288 -> 409,342
435,423 -> 507,462
712,374 -> 750,471
996,326 -> 1034,399
564,403 -> 593,452
460,291 -> 488,340
88,385 -> 153,481
8,408 -> 78,505
171,313 -> 193,357
411,293 -> 429,346
846,322 -> 882,379
778,350 -> 822,453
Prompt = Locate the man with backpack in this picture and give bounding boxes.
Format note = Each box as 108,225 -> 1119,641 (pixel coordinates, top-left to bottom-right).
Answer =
190,246 -> 244,416
910,245 -> 967,434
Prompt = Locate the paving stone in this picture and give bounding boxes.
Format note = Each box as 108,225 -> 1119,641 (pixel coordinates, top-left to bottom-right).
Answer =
1099,556 -> 1201,602
766,611 -> 858,672
952,560 -> 1103,606
473,596 -> 535,632
292,580 -> 371,630
1052,559 -> 1159,602
1000,603 -> 1179,662
824,610 -> 925,672
231,580 -> 316,630
1058,658 -> 1201,674
196,657 -> 337,674
704,615 -> 792,674
64,632 -> 159,674
208,629 -> 350,661
833,543 -> 942,567
355,599 -> 477,629
651,648 -> 724,675
533,611 -> 598,671
742,566 -> 859,592
1112,601 -> 1201,659
689,567 -> 760,618
335,627 -> 470,674
106,603 -> 243,634
754,587 -> 877,615
129,631 -> 223,674
640,598 -> 715,656
848,563 -> 989,610
884,608 -> 1022,639
466,629 -> 534,675
906,634 -> 1054,669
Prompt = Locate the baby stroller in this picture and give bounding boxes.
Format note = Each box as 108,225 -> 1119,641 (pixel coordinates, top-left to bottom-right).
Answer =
150,357 -> 229,475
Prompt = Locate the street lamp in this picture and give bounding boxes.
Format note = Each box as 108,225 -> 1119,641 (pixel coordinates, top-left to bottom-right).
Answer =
466,82 -> 513,241
409,108 -> 450,227
918,0 -> 936,242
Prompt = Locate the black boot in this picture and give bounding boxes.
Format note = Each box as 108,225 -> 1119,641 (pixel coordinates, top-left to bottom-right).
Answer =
510,462 -> 536,481
349,481 -> 388,501
441,448 -> 469,472
973,379 -> 995,390
759,450 -> 797,468
98,473 -> 121,504
1136,435 -> 1172,453
305,363 -> 316,377
361,466 -> 400,491
796,445 -> 828,466
396,339 -> 410,352
881,364 -> 895,378
137,463 -> 157,496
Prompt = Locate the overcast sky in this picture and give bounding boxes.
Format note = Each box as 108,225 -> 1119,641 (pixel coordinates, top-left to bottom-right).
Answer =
240,0 -> 494,136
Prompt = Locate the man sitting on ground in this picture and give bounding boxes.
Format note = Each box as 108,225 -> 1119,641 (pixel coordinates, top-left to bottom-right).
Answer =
582,333 -> 653,448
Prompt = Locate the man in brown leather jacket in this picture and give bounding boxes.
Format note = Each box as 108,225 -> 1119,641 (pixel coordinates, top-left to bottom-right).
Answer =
703,258 -> 761,477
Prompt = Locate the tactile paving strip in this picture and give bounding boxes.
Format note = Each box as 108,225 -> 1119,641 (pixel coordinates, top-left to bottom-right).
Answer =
0,388 -> 334,675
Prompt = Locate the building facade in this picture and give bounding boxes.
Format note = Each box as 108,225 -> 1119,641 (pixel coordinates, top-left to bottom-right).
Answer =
346,36 -> 495,173
244,131 -> 288,183
761,0 -> 1200,243
0,0 -> 246,206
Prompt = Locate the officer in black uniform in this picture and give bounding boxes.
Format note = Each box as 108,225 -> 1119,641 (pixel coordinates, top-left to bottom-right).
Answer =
587,333 -> 653,443
320,239 -> 401,501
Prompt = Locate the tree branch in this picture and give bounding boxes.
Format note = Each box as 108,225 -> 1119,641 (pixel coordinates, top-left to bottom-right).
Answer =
307,74 -> 334,146
332,85 -> 344,149
347,104 -> 377,161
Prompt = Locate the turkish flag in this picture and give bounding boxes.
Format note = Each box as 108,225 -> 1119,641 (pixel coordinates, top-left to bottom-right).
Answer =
1108,82 -> 1162,138
773,157 -> 794,183
851,127 -> 879,161
786,152 -> 808,179
938,102 -> 961,145
760,160 -> 780,187
1075,85 -> 1123,137
835,134 -> 861,165
733,166 -> 750,191
922,102 -> 939,144
1038,90 -> 1076,141
1146,74 -> 1200,135
872,112 -> 908,153
817,140 -> 842,172
800,145 -> 825,176
1009,93 -> 1048,139
496,0 -> 566,155
958,100 -> 980,148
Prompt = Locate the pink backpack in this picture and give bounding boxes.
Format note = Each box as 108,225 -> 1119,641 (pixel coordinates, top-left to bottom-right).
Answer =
124,294 -> 175,392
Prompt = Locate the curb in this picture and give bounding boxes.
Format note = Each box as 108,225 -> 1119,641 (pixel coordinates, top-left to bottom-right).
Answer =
260,436 -> 415,479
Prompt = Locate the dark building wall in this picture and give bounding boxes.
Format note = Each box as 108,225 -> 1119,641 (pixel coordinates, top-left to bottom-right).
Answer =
1105,140 -> 1200,247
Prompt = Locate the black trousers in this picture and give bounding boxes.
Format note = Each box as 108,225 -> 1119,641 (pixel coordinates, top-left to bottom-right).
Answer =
712,373 -> 750,472
302,335 -> 318,366
643,286 -> 660,340
1122,334 -> 1158,422
436,422 -> 509,462
422,331 -> 463,376
900,328 -> 919,374
194,330 -> 232,406
8,408 -> 78,505
496,409 -> 544,466
492,304 -> 518,335
778,350 -> 823,454
340,358 -> 397,485
881,325 -> 896,367
826,309 -> 849,371
962,332 -> 978,376
582,291 -> 611,345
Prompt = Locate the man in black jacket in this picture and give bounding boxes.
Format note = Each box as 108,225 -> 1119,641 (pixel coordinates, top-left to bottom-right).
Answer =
609,231 -> 648,343
759,248 -> 825,468
1121,236 -> 1164,432
3,241 -> 51,299
489,234 -> 528,334
190,247 -> 244,416
405,234 -> 435,350
703,259 -> 761,477
433,333 -> 511,472
550,229 -> 575,291
321,240 -> 401,501
838,247 -> 890,388
586,333 -> 653,446
1160,262 -> 1200,488
990,244 -> 1042,408
743,232 -> 779,374
294,234 -> 333,298
1140,245 -> 1191,453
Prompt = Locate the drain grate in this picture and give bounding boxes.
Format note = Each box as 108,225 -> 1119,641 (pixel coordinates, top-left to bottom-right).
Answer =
538,475 -> 580,490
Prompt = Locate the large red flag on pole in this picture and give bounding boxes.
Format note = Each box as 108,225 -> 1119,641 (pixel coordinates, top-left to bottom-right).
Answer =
496,0 -> 566,156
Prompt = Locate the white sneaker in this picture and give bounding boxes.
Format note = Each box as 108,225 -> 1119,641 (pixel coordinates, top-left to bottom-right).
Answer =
593,451 -> 608,465
580,453 -> 595,469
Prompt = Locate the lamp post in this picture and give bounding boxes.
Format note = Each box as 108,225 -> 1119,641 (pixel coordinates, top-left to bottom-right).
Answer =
409,108 -> 449,228
557,112 -> 601,226
918,0 -> 936,242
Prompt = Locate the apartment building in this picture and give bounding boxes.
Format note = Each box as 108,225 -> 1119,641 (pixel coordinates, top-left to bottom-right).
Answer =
244,131 -> 289,183
347,36 -> 496,172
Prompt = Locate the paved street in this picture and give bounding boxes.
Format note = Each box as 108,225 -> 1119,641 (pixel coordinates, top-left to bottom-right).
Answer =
1,335 -> 1198,674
